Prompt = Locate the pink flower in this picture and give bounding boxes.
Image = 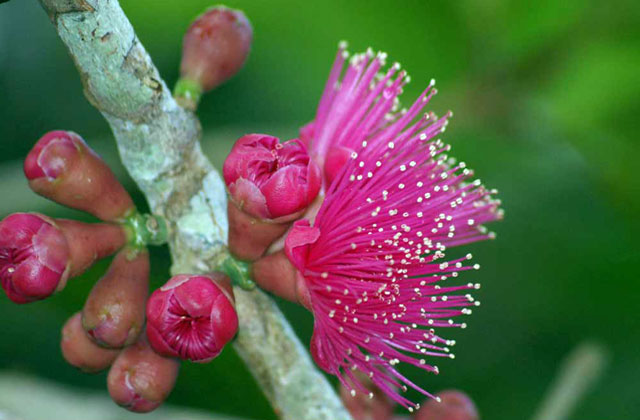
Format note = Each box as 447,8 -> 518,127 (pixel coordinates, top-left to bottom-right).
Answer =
146,274 -> 238,363
223,134 -> 322,220
301,43 -> 440,188
283,45 -> 503,410
0,213 -> 69,303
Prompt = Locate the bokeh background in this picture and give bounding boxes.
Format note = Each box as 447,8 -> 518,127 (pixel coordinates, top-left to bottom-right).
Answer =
1,0 -> 639,419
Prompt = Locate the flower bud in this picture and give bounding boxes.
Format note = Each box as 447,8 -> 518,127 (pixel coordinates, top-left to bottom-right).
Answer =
252,251 -> 310,309
340,370 -> 395,420
224,134 -> 321,220
223,134 -> 321,260
82,248 -> 149,348
24,130 -> 135,222
414,391 -> 479,420
0,213 -> 68,303
107,336 -> 180,413
0,213 -> 126,303
146,273 -> 238,363
61,313 -> 119,373
175,6 -> 252,109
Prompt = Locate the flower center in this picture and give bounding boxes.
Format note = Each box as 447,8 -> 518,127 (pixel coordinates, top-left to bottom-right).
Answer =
249,143 -> 310,188
163,295 -> 217,360
0,246 -> 31,278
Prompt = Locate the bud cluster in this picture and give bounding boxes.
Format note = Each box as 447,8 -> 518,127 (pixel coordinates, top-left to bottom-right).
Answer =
2,130 -> 135,304
1,130 -> 238,413
4,6 -> 255,412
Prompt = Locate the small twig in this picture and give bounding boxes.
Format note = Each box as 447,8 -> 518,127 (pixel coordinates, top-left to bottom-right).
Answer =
531,341 -> 608,420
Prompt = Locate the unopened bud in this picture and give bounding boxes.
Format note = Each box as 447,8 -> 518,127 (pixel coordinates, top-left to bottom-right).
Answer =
175,6 -> 252,109
224,135 -> 321,220
0,213 -> 125,303
24,130 -> 135,222
223,134 -> 321,260
0,213 -> 69,303
414,390 -> 479,420
107,336 -> 180,413
146,273 -> 238,363
82,248 -> 149,348
61,313 -> 119,373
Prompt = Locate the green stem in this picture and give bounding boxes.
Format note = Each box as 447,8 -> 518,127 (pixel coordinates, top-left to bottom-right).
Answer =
123,212 -> 169,249
173,77 -> 202,111
219,254 -> 255,290
531,342 -> 608,420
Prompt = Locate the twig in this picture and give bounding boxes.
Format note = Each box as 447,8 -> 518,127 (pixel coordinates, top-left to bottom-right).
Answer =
35,1 -> 351,418
531,342 -> 608,420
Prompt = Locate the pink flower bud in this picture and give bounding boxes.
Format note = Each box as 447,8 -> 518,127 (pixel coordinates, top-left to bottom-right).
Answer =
24,130 -> 135,222
223,134 -> 321,260
61,313 -> 119,373
0,213 -> 127,303
224,134 -> 321,220
107,336 -> 180,413
82,248 -> 150,348
146,273 -> 238,363
414,391 -> 479,420
0,213 -> 69,303
181,6 -> 252,91
175,6 -> 252,109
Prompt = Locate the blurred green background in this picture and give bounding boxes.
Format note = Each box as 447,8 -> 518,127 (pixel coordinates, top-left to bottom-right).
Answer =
1,0 -> 639,419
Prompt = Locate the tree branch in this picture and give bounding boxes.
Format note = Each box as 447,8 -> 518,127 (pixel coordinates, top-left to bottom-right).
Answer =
36,1 -> 351,419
